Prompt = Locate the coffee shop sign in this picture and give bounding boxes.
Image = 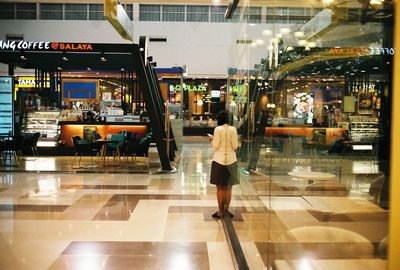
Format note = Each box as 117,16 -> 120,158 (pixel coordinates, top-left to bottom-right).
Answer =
169,84 -> 207,92
0,40 -> 93,51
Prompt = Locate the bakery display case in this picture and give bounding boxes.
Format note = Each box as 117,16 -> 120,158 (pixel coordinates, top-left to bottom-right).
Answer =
21,110 -> 61,147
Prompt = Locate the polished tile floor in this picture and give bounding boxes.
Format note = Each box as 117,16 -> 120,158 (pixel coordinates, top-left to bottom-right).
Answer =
0,138 -> 388,269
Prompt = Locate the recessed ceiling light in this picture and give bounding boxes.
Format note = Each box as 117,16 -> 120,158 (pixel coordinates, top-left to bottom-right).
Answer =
373,67 -> 379,70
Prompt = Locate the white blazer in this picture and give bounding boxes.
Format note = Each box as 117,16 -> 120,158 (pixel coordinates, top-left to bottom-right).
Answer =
211,124 -> 238,165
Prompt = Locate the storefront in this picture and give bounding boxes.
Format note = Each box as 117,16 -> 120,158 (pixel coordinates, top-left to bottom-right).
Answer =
0,39 -> 175,170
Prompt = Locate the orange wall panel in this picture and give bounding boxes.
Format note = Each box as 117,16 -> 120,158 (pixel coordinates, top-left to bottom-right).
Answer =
60,124 -> 148,147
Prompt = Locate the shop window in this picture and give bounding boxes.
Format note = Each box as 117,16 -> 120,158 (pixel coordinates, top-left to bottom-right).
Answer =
65,4 -> 87,20
244,7 -> 262,23
16,3 -> 36,20
139,4 -> 160,21
267,7 -> 288,23
162,5 -> 184,22
229,6 -> 242,22
40,3 -> 63,20
230,6 -> 261,23
0,3 -> 15,19
89,4 -> 104,21
124,4 -> 133,20
186,5 -> 209,22
210,6 -> 226,23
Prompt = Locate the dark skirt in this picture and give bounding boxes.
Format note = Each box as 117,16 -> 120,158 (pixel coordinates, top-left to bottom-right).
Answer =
210,161 -> 239,186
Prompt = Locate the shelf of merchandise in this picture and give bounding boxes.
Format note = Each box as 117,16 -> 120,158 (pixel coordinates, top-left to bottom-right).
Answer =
21,110 -> 61,147
349,121 -> 379,143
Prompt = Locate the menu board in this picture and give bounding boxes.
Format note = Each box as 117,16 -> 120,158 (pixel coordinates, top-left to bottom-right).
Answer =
0,76 -> 13,136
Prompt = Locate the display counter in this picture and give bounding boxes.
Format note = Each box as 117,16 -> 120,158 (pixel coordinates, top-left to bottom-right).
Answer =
59,122 -> 149,147
264,127 -> 345,145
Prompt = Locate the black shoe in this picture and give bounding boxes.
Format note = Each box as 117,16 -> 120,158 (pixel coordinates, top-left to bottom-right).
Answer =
227,211 -> 234,218
211,212 -> 221,219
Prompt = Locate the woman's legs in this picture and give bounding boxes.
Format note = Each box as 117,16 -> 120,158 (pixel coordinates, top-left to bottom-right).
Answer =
215,185 -> 233,217
216,185 -> 225,214
225,185 -> 232,209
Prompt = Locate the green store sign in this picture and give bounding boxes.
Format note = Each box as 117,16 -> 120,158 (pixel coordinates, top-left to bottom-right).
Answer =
169,84 -> 207,92
229,85 -> 243,93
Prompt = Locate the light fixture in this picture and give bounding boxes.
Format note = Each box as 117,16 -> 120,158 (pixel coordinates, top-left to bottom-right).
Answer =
297,40 -> 307,46
294,31 -> 305,38
62,52 -> 69,61
322,0 -> 334,9
20,52 -> 27,60
280,28 -> 290,34
87,67 -> 92,71
307,41 -> 317,48
370,0 -> 384,9
100,53 -> 107,62
262,30 -> 272,36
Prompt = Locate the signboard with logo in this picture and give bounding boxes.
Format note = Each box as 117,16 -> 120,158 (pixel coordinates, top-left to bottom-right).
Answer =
15,76 -> 51,89
0,40 -> 94,52
169,84 -> 207,92
0,76 -> 13,136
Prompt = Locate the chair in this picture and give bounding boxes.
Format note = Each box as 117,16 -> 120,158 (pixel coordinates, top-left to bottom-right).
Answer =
125,135 -> 151,167
2,135 -> 25,166
22,132 -> 41,157
106,133 -> 126,161
71,135 -> 101,168
368,174 -> 385,204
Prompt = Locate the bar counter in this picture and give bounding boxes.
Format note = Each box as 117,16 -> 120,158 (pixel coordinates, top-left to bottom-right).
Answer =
59,121 -> 149,147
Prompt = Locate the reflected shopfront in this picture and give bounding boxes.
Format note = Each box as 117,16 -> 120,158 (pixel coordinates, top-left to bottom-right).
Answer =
229,1 -> 395,269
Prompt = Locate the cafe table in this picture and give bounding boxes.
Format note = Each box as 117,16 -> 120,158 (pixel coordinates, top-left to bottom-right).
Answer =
288,171 -> 336,184
96,138 -> 121,165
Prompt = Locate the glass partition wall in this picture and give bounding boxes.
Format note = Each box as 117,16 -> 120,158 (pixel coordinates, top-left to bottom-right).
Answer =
231,1 -> 392,269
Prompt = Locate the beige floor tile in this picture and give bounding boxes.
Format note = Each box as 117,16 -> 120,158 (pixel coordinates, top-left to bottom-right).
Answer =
207,242 -> 235,270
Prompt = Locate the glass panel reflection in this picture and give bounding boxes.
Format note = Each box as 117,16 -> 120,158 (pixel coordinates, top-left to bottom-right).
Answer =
231,1 -> 391,269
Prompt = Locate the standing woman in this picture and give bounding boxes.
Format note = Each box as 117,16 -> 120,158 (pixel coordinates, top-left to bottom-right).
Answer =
209,110 -> 239,219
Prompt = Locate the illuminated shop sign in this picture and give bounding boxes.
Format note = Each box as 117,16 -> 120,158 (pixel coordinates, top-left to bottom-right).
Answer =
0,40 -> 93,52
169,84 -> 207,92
328,47 -> 395,56
369,47 -> 395,55
51,42 -> 93,51
16,77 -> 50,88
351,84 -> 377,92
228,85 -> 243,93
328,48 -> 370,55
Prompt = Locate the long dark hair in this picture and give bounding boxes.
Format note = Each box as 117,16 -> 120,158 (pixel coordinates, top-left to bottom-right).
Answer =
217,110 -> 229,126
